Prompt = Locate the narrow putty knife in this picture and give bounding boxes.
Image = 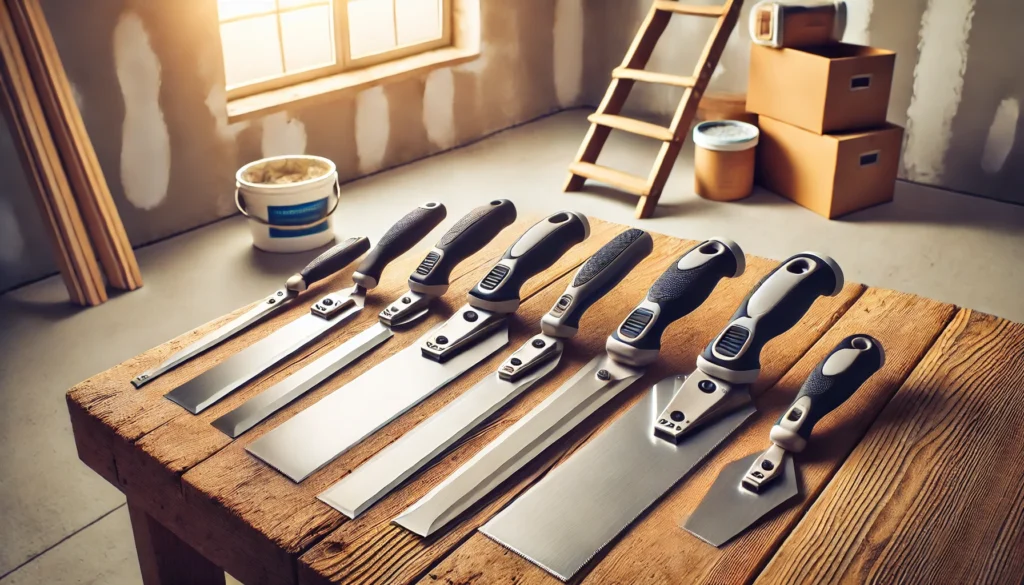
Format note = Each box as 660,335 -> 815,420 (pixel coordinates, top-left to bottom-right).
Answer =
684,334 -> 885,547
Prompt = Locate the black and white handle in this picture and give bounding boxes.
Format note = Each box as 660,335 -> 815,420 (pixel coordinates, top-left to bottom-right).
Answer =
541,229 -> 654,338
408,200 -> 517,297
468,211 -> 590,314
286,236 -> 371,293
772,334 -> 884,450
697,252 -> 844,384
606,238 -> 745,367
352,202 -> 447,290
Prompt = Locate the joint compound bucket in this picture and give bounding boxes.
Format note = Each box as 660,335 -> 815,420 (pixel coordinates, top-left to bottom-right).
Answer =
693,120 -> 760,202
235,155 -> 339,253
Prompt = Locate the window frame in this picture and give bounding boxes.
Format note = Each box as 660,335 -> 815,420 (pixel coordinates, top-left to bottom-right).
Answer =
222,0 -> 453,100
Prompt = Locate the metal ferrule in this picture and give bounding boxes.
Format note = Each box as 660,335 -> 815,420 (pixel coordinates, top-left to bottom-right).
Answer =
310,288 -> 361,320
539,293 -> 579,339
351,271 -> 377,290
768,395 -> 811,452
498,335 -> 563,382
420,305 -> 504,363
741,444 -> 787,492
379,290 -> 431,327
653,369 -> 752,443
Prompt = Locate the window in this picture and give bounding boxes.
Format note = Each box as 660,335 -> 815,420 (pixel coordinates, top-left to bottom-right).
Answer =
218,0 -> 452,99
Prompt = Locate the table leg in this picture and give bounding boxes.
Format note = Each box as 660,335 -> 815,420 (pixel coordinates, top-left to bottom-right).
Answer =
128,502 -> 226,585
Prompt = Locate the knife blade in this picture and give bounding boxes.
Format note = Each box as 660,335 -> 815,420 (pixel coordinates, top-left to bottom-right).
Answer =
131,236 -> 370,388
684,334 -> 884,547
478,252 -> 845,581
163,202 -> 448,414
318,228 -> 654,518
210,200 -> 518,437
395,237 -> 746,538
247,211 -> 591,482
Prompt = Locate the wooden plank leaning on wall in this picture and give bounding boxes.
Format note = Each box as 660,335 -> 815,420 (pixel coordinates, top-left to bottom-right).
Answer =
10,0 -> 142,291
0,0 -> 107,305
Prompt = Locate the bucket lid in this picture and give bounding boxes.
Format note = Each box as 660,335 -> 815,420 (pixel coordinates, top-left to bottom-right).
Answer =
236,155 -> 337,190
693,120 -> 760,152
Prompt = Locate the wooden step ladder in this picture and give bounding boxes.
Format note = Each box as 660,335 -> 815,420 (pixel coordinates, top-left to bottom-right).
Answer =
565,0 -> 745,219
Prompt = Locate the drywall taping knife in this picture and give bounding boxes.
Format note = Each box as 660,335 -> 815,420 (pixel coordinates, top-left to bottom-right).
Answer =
247,211 -> 591,482
319,228 -> 654,518
211,200 -> 518,437
479,252 -> 844,581
684,334 -> 884,547
130,236 -> 370,388
394,238 -> 745,538
163,202 -> 448,414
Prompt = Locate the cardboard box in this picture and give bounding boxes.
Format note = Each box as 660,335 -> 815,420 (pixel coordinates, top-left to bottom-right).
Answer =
747,42 -> 895,134
757,115 -> 903,219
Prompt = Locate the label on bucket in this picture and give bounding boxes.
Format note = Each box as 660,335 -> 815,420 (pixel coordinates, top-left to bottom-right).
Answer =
267,199 -> 329,238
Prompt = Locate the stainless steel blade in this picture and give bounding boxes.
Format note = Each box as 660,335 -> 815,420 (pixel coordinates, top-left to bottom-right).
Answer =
211,321 -> 398,438
132,290 -> 291,388
479,376 -> 755,581
394,354 -> 643,538
318,343 -> 563,518
247,321 -> 510,482
164,287 -> 364,414
683,452 -> 799,547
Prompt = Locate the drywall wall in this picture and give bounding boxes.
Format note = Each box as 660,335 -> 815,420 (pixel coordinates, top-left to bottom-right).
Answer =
0,0 -> 590,292
583,0 -> 1024,206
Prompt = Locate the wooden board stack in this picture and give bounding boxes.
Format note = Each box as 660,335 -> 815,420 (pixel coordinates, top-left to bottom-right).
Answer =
0,0 -> 141,305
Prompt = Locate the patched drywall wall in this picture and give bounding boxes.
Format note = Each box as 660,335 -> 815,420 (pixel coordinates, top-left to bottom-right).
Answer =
0,0 -> 583,291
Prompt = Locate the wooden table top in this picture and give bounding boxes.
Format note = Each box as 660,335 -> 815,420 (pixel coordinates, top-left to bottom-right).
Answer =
67,215 -> 1024,585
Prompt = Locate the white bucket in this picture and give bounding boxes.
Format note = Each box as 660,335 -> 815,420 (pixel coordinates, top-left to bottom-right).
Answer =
235,155 -> 340,253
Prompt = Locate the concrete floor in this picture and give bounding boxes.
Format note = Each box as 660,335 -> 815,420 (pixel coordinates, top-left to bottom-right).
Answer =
1,109 -> 1022,584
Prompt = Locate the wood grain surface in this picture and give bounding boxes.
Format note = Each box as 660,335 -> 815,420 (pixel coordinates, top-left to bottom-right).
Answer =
66,215 -> 1018,585
757,310 -> 1024,585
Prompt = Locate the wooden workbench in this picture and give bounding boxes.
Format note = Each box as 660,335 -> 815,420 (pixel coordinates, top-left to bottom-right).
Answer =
67,216 -> 1024,585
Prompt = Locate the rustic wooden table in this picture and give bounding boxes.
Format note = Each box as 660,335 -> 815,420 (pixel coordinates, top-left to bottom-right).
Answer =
67,216 -> 1024,585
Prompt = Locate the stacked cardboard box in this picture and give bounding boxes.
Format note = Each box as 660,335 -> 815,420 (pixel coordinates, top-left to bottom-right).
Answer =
747,41 -> 902,218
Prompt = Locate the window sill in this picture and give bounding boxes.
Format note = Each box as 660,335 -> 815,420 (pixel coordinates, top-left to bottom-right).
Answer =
226,45 -> 480,123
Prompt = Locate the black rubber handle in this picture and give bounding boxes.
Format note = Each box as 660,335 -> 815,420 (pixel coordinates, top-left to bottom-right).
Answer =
287,236 -> 371,292
468,211 -> 589,314
408,199 -> 517,294
699,252 -> 844,384
540,229 -> 653,338
352,202 -> 447,289
606,238 -> 744,366
773,334 -> 884,445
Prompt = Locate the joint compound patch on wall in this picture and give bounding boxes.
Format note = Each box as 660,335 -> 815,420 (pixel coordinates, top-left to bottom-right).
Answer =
842,0 -> 875,45
981,97 -> 1019,174
207,83 -> 250,143
554,0 -> 583,107
261,111 -> 307,157
115,12 -> 171,210
902,0 -> 976,184
423,68 -> 456,150
356,86 -> 389,174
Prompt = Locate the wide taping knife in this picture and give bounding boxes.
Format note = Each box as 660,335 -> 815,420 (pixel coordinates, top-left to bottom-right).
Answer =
395,238 -> 746,538
479,252 -> 844,581
318,228 -> 654,519
131,236 -> 370,388
684,334 -> 884,547
210,200 -> 518,437
247,211 -> 591,482
164,202 -> 448,414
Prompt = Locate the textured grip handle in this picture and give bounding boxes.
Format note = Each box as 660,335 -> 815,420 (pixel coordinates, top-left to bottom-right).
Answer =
771,334 -> 884,450
407,200 -> 517,296
698,252 -> 844,384
540,229 -> 653,338
606,238 -> 744,367
287,236 -> 371,292
352,202 -> 447,289
468,211 -> 590,314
